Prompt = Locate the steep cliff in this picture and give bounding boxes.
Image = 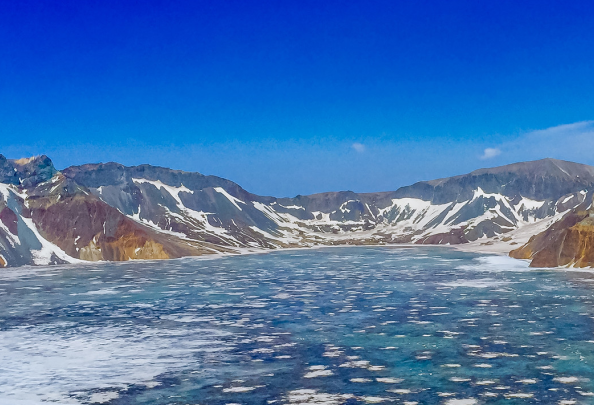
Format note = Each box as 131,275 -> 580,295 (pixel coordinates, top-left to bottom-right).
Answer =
510,203 -> 594,267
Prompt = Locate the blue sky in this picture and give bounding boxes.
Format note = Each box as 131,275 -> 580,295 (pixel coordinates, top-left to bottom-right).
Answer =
1,1 -> 593,197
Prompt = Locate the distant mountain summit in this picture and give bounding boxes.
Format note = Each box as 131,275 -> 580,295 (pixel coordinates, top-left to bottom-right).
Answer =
0,156 -> 592,268
394,158 -> 594,203
0,154 -> 57,188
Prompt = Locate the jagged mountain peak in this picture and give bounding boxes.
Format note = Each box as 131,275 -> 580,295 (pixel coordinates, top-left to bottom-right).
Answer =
0,154 -> 58,188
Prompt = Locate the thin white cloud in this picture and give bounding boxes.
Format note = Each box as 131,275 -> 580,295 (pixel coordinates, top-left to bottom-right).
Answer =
524,120 -> 594,139
351,142 -> 365,153
481,147 -> 501,159
481,120 -> 594,164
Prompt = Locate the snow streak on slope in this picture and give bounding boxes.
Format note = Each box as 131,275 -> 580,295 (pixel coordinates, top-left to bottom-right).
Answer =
19,217 -> 81,265
0,183 -> 81,266
213,187 -> 246,211
132,178 -> 193,206
124,181 -> 257,250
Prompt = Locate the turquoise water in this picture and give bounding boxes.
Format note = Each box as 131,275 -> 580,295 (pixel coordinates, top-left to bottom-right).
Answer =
1,247 -> 594,404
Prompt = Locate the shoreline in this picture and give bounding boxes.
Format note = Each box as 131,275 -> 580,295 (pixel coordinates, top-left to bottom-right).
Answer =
1,242 -> 509,273
217,243 -> 594,272
4,241 -> 591,273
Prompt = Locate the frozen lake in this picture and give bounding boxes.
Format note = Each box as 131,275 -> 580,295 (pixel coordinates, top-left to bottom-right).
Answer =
1,247 -> 594,404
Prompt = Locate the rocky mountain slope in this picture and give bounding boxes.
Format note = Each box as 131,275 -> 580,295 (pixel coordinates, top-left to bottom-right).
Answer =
509,205 -> 594,268
1,155 -> 593,268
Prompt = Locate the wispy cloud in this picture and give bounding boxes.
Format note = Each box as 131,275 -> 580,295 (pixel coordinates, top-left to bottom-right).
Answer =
523,120 -> 594,139
351,142 -> 365,153
481,120 -> 594,163
481,147 -> 501,159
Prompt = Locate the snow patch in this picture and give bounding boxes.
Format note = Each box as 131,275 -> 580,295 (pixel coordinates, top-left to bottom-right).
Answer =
19,217 -> 81,265
132,178 -> 193,206
213,187 -> 245,211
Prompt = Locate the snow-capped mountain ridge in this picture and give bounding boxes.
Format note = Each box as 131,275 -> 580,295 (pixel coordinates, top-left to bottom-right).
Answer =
66,159 -> 593,249
0,156 -> 593,267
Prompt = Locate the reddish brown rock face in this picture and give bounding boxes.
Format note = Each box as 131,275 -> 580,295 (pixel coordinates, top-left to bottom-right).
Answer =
510,210 -> 594,267
27,193 -> 211,263
98,217 -> 171,261
0,207 -> 18,235
552,222 -> 594,267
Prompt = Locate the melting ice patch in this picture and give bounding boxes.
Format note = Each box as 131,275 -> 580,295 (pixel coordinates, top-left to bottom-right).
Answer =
303,365 -> 333,378
455,255 -> 531,272
285,389 -> 354,405
0,323 -> 231,404
439,278 -> 514,288
444,400 -> 477,405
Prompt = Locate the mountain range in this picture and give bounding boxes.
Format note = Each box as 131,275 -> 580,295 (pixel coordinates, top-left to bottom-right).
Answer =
1,154 -> 593,268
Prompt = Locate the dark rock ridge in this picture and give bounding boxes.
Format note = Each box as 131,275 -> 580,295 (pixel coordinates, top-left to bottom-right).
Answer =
0,155 -> 57,188
0,154 -> 592,268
